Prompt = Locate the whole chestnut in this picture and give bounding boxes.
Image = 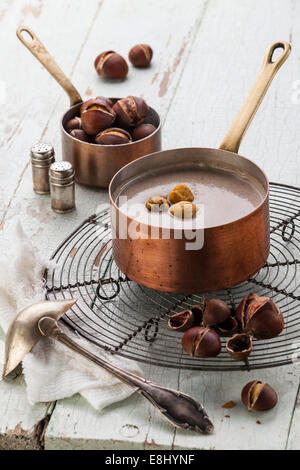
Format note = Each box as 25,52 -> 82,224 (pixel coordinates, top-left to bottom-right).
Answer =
132,123 -> 156,141
146,196 -> 169,212
129,44 -> 153,67
168,309 -> 196,332
169,184 -> 194,204
81,101 -> 116,136
69,129 -> 90,142
113,96 -> 149,128
94,51 -> 128,79
80,96 -> 114,115
182,326 -> 221,358
203,298 -> 231,327
65,116 -> 82,133
236,293 -> 284,339
226,333 -> 253,361
241,380 -> 278,411
169,201 -> 197,219
95,127 -> 132,145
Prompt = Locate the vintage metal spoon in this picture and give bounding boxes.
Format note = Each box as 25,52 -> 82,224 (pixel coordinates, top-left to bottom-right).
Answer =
3,299 -> 213,434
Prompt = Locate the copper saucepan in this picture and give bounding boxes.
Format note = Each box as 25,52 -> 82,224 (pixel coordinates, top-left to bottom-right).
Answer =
16,27 -> 161,188
110,42 -> 291,294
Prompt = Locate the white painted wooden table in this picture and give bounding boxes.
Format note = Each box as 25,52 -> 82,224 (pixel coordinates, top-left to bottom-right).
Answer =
0,0 -> 299,450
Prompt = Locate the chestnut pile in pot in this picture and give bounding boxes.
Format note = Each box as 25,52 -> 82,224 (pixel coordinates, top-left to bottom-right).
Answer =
65,95 -> 157,145
168,293 -> 284,360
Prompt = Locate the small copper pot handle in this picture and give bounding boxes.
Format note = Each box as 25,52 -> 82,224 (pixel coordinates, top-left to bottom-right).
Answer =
16,26 -> 82,106
219,41 -> 291,153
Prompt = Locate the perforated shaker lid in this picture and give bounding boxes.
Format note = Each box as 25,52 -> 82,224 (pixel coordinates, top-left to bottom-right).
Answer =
31,142 -> 54,159
50,161 -> 74,179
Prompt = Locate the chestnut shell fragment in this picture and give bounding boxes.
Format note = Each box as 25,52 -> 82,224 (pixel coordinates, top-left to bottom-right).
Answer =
168,310 -> 195,332
226,333 -> 253,361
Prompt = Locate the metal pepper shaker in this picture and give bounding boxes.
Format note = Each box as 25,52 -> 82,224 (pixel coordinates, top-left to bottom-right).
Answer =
31,143 -> 55,194
49,161 -> 75,213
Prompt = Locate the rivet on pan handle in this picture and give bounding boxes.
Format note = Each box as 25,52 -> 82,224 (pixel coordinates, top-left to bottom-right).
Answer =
16,26 -> 82,107
219,41 -> 291,154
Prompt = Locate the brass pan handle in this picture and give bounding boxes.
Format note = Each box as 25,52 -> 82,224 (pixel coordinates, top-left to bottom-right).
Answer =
219,41 -> 291,153
16,26 -> 82,107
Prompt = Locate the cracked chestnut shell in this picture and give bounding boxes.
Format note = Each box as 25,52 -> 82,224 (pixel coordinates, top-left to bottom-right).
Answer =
81,101 -> 116,136
95,127 -> 132,145
203,299 -> 231,327
226,333 -> 253,361
215,316 -> 238,336
80,96 -> 114,115
168,310 -> 196,332
129,44 -> 153,67
242,380 -> 278,411
94,51 -> 128,79
236,293 -> 284,339
182,326 -> 221,358
113,96 -> 149,128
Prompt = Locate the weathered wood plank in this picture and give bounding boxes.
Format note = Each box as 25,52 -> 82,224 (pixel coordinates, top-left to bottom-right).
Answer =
0,336 -> 52,450
286,385 -> 300,450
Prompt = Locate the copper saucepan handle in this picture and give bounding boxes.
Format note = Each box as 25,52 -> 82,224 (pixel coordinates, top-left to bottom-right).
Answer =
219,41 -> 291,153
16,26 -> 82,107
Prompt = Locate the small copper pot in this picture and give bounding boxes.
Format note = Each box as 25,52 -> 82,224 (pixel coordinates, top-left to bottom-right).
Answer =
110,42 -> 290,294
17,27 -> 161,188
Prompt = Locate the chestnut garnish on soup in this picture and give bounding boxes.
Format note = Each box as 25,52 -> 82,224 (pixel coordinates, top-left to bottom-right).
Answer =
117,168 -> 265,229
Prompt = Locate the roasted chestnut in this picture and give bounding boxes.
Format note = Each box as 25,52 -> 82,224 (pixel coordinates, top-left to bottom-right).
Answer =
94,51 -> 128,79
203,298 -> 231,327
168,309 -> 196,332
241,380 -> 278,411
169,201 -> 197,219
169,184 -> 194,204
95,127 -> 132,145
65,116 -> 82,133
132,123 -> 156,141
81,101 -> 116,136
236,293 -> 284,339
80,96 -> 114,115
215,316 -> 238,336
69,129 -> 90,142
129,44 -> 153,67
182,326 -> 221,358
113,96 -> 149,128
146,196 -> 169,212
226,333 -> 253,361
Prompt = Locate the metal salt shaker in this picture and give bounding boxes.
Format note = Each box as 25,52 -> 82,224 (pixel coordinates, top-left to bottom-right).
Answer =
31,143 -> 55,194
49,161 -> 75,213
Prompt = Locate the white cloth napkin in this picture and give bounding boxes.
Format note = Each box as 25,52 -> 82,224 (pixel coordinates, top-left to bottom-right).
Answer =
0,222 -> 142,410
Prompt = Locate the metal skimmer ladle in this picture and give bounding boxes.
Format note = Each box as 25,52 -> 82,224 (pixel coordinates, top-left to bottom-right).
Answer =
3,299 -> 213,434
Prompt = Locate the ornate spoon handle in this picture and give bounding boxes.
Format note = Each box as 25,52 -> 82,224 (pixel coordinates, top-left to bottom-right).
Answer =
38,316 -> 213,434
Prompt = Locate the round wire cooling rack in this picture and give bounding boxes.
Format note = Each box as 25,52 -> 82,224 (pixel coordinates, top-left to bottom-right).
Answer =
44,182 -> 300,371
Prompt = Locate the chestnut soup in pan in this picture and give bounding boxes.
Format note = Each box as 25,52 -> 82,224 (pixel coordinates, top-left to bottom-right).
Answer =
117,166 -> 265,229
